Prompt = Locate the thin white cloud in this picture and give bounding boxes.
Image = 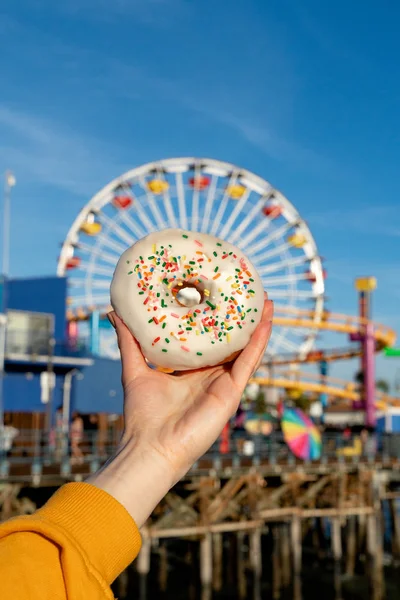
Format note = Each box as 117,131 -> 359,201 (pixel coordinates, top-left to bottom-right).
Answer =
0,105 -> 123,196
1,6 -> 333,174
104,61 -> 334,173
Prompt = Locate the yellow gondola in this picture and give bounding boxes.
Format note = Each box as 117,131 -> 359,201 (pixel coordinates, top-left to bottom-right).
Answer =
80,221 -> 102,236
147,179 -> 169,194
287,232 -> 307,248
226,184 -> 246,199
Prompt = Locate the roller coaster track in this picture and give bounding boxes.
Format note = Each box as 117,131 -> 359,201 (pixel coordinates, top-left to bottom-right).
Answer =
252,368 -> 400,408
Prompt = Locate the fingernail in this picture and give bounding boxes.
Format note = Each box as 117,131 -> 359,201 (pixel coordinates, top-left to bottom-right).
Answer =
266,299 -> 274,312
107,311 -> 116,328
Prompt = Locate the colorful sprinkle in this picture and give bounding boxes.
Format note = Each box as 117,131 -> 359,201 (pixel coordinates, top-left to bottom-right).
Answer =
132,233 -> 259,358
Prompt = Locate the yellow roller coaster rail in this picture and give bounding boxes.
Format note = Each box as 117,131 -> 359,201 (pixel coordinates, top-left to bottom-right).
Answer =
252,368 -> 400,408
272,306 -> 396,349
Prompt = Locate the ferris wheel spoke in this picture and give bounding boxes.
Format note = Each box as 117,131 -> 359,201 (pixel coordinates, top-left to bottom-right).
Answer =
191,164 -> 202,231
70,279 -> 111,289
138,176 -> 167,230
218,188 -> 250,239
227,195 -> 271,245
99,214 -> 135,248
210,173 -> 237,236
273,304 -> 317,315
290,328 -> 314,338
200,176 -> 218,233
160,186 -> 178,229
175,172 -> 188,230
68,294 -> 110,307
131,186 -> 158,233
68,278 -> 85,288
81,263 -> 115,277
276,337 -> 301,352
250,242 -> 294,265
244,221 -> 293,257
77,242 -> 119,266
118,209 -> 147,240
257,255 -> 309,276
270,289 -> 318,300
238,215 -> 273,250
92,233 -> 126,255
262,273 -> 309,287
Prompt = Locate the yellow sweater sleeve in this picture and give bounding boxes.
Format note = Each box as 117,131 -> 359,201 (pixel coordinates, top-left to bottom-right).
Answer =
0,482 -> 142,599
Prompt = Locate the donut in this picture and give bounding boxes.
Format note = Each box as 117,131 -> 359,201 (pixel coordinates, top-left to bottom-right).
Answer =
110,229 -> 264,371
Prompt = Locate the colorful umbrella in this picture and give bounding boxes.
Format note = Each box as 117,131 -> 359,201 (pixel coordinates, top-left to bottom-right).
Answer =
281,408 -> 321,460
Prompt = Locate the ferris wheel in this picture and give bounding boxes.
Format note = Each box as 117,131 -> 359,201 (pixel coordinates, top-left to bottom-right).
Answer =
57,157 -> 325,360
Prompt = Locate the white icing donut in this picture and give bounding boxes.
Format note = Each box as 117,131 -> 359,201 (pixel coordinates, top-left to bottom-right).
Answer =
110,229 -> 264,371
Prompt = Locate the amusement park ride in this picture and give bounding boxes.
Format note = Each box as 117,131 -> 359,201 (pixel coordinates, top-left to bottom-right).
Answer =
57,158 -> 398,427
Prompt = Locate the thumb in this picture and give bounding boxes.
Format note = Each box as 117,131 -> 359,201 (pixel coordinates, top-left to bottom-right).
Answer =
107,311 -> 148,385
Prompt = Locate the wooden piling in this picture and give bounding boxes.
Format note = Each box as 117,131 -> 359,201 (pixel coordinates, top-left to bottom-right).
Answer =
200,533 -> 213,588
331,517 -> 342,600
281,523 -> 291,588
357,513 -> 367,555
212,532 -> 223,592
250,526 -> 262,578
272,526 -> 282,600
331,517 -> 342,562
250,527 -> 262,600
345,516 -> 356,576
291,513 -> 302,578
137,537 -> 151,575
137,537 -> 151,600
159,542 -> 168,592
291,515 -> 302,600
367,512 -> 385,600
237,531 -> 247,599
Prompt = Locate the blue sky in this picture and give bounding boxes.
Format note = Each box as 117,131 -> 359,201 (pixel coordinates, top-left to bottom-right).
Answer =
0,0 -> 399,386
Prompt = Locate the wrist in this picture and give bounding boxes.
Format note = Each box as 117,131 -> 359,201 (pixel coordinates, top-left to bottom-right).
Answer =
86,439 -> 174,528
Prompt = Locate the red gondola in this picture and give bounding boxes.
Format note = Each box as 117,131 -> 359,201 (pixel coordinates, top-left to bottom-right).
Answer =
112,195 -> 133,209
66,256 -> 81,270
305,272 -> 317,282
305,269 -> 327,282
262,204 -> 282,219
189,176 -> 211,190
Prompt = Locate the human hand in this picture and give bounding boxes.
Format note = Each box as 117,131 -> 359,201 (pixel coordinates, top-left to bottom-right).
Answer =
88,297 -> 273,526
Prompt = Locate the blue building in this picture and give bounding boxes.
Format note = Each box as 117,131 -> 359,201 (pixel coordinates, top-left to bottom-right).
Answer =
1,276 -> 123,420
376,408 -> 400,433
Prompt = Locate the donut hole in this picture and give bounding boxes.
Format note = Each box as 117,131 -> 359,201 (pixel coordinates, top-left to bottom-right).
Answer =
172,281 -> 205,308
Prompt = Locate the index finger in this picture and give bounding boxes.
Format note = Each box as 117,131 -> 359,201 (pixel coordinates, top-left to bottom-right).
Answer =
229,299 -> 273,390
